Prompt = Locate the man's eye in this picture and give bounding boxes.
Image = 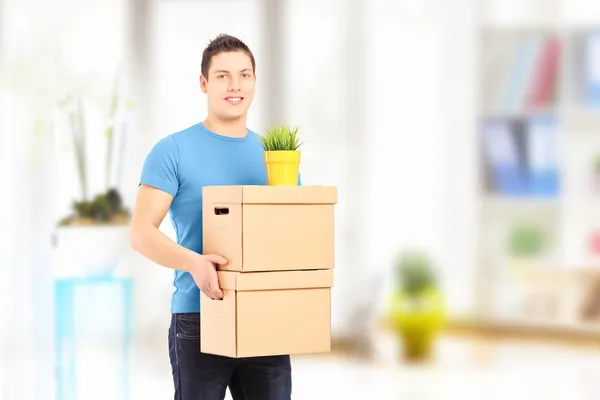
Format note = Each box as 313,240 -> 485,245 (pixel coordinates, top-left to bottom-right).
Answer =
242,74 -> 250,78
218,75 -> 227,79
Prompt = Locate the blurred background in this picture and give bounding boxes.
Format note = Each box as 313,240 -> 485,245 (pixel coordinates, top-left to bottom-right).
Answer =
3,0 -> 600,398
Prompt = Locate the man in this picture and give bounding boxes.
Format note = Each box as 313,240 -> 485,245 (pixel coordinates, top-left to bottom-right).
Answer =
130,34 -> 292,400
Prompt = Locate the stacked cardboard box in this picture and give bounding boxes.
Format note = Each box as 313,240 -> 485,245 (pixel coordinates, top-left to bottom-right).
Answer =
200,185 -> 337,358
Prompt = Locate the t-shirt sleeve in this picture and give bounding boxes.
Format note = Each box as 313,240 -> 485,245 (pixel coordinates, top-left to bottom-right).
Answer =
139,135 -> 180,197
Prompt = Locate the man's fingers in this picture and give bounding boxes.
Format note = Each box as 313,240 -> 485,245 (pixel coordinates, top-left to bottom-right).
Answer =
201,287 -> 222,300
210,277 -> 223,299
204,254 -> 228,266
204,274 -> 223,300
207,288 -> 223,300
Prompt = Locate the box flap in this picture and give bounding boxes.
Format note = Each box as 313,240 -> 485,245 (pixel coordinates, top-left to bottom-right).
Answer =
218,269 -> 334,291
203,186 -> 337,205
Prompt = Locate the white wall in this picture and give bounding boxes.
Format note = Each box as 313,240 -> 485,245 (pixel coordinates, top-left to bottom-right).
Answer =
363,0 -> 448,305
438,0 -> 480,316
283,0 -> 481,331
1,2 -> 55,397
282,0 -> 360,336
0,88 -> 30,400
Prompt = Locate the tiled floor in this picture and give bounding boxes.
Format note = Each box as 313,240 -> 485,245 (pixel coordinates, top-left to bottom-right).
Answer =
5,332 -> 600,399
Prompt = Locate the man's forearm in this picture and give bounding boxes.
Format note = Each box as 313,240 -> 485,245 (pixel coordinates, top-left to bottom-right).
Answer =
131,224 -> 197,273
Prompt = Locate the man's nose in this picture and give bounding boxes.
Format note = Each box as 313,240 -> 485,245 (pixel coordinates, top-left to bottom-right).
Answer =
228,77 -> 241,91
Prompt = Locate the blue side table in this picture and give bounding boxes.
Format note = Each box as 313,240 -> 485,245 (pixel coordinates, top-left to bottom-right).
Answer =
54,276 -> 133,400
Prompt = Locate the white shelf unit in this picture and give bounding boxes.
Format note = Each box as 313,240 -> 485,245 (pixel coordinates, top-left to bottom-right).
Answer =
475,9 -> 600,334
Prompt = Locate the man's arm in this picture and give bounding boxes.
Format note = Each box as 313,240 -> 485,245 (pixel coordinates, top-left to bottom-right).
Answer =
130,184 -> 227,299
130,184 -> 197,272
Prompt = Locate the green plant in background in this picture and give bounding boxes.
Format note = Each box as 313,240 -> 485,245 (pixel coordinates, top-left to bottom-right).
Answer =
59,188 -> 130,226
258,124 -> 304,151
594,154 -> 600,173
395,250 -> 438,297
58,68 -> 132,227
508,223 -> 546,257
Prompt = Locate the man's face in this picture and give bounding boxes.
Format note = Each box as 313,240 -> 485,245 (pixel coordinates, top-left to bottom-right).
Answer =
200,51 -> 256,121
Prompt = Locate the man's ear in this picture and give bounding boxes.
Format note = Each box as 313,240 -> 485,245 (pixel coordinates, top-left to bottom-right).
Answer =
200,74 -> 208,93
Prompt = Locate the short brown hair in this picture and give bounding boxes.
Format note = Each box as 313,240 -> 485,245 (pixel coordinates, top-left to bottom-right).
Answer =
201,34 -> 256,79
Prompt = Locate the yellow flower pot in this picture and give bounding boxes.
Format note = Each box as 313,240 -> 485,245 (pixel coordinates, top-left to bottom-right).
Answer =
390,288 -> 445,362
264,150 -> 300,186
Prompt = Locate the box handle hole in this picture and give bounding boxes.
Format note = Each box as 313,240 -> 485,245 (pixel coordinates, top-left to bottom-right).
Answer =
214,207 -> 229,215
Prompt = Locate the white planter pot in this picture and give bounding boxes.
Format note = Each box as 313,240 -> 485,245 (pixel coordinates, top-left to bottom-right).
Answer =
56,224 -> 131,276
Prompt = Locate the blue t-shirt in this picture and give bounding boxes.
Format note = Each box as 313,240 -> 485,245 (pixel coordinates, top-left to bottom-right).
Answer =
139,122 -> 271,313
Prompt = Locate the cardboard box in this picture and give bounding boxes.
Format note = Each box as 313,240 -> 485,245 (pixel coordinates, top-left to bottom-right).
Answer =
202,185 -> 337,272
200,269 -> 333,358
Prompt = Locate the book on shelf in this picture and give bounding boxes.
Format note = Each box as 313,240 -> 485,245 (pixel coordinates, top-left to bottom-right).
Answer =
527,37 -> 560,110
483,34 -> 560,114
481,115 -> 560,198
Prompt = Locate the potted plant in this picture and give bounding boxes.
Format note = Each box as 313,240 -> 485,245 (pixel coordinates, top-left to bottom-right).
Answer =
389,249 -> 445,362
506,222 -> 546,276
257,124 -> 304,186
55,71 -> 132,277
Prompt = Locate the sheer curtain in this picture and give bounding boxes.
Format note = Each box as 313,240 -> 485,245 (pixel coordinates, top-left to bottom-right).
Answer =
0,3 -> 47,397
281,0 -> 367,338
0,1 -> 131,398
283,0 -> 481,336
0,84 -> 22,399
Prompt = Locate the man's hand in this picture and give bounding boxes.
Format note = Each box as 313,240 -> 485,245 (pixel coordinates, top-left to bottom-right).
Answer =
131,185 -> 229,300
189,254 -> 228,300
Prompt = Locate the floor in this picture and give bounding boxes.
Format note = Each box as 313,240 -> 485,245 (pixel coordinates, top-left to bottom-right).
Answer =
81,333 -> 600,399
4,331 -> 600,399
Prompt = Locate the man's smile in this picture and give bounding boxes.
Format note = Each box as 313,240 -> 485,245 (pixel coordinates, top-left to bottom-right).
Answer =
225,96 -> 244,105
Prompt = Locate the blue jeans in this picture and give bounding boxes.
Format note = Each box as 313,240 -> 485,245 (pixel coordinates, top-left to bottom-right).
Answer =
168,313 -> 292,400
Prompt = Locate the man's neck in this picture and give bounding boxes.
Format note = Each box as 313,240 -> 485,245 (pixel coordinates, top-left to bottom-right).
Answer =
203,116 -> 248,138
